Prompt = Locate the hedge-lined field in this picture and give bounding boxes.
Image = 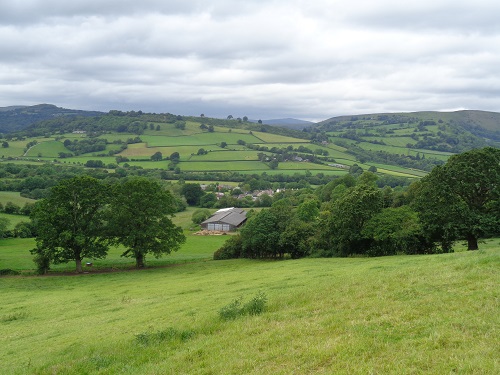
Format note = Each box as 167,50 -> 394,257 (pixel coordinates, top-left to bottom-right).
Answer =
1,119 -> 439,178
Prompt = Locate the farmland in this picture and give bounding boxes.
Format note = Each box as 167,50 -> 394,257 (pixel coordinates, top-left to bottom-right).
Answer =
2,109 -> 462,180
1,107 -> 499,374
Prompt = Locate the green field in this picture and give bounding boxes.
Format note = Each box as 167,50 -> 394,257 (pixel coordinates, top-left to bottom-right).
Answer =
180,160 -> 270,171
25,141 -> 69,158
0,213 -> 30,229
0,192 -> 35,206
1,240 -> 498,374
141,132 -> 261,147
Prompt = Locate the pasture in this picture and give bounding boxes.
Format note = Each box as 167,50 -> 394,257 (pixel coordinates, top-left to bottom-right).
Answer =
0,192 -> 35,206
1,240 -> 498,374
1,123 -> 439,180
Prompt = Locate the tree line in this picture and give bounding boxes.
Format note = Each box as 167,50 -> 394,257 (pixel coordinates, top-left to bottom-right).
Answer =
215,147 -> 500,259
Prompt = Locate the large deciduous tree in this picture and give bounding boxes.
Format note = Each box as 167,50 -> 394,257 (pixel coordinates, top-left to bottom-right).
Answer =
30,176 -> 110,273
181,183 -> 204,206
109,177 -> 185,267
323,184 -> 383,256
413,147 -> 500,251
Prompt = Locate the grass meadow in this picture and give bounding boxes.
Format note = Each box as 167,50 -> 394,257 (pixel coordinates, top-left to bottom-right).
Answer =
0,239 -> 498,374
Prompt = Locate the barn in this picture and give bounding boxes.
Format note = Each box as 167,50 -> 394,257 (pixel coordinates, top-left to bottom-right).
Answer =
201,207 -> 247,232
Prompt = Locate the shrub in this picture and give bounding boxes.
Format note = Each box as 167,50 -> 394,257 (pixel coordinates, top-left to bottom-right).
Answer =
218,297 -> 243,321
218,292 -> 267,321
0,269 -> 20,276
191,208 -> 211,225
244,291 -> 268,316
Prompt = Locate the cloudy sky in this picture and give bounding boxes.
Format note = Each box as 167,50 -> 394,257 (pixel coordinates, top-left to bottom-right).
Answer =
1,0 -> 499,121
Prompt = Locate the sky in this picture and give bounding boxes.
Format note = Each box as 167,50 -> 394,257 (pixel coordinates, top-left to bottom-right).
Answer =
1,0 -> 499,121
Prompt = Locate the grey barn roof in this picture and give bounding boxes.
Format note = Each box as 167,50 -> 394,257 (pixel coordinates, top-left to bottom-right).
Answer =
201,207 -> 247,227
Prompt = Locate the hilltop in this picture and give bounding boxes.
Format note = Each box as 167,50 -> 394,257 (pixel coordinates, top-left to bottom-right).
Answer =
316,110 -> 500,147
0,104 -> 103,133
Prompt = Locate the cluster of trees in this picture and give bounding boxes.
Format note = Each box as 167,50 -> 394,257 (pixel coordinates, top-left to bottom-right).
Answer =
215,148 -> 500,259
31,176 -> 185,273
63,138 -> 107,155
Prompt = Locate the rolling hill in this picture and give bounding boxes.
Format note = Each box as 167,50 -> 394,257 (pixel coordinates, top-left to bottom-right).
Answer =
0,104 -> 103,133
1,105 -> 499,183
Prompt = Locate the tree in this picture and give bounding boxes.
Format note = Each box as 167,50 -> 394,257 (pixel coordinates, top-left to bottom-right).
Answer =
4,201 -> 20,214
323,184 -> 383,256
362,206 -> 429,255
108,178 -> 185,268
2,141 -> 8,148
279,218 -> 314,259
151,151 -> 163,161
240,209 -> 282,258
181,183 -> 204,206
30,176 -> 110,273
413,147 -> 500,251
170,152 -> 180,162
199,192 -> 217,208
296,199 -> 320,222
220,141 -> 227,148
0,217 -> 10,238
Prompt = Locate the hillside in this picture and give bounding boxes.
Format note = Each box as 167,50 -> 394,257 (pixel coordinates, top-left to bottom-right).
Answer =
0,104 -> 103,133
0,106 -> 499,184
1,241 -> 498,373
316,110 -> 500,148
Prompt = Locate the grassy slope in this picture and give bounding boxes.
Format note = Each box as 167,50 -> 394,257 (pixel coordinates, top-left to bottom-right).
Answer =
1,241 -> 498,374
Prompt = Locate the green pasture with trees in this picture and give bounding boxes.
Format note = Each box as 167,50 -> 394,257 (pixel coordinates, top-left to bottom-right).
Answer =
1,106 -> 499,373
4,106 -> 483,181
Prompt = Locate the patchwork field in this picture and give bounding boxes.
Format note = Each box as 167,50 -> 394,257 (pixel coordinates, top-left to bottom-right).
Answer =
0,116 -> 448,179
1,240 -> 498,374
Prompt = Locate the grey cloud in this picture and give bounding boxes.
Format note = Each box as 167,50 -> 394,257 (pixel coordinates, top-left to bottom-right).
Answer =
0,0 -> 500,120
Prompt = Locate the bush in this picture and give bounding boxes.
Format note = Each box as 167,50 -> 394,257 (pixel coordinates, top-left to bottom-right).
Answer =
213,235 -> 242,260
243,291 -> 267,316
191,208 -> 211,225
218,297 -> 243,321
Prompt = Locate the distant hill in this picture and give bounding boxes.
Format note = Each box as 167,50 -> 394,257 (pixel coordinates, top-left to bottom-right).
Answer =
253,118 -> 315,130
317,110 -> 500,140
312,110 -> 500,153
0,104 -> 103,133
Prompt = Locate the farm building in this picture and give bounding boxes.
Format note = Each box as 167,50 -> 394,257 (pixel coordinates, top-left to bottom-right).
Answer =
201,207 -> 247,232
